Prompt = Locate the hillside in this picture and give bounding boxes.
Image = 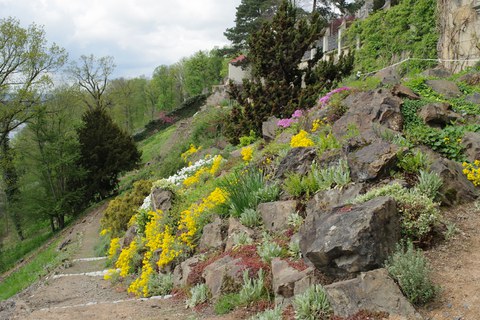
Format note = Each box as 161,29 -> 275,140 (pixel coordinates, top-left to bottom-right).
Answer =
3,63 -> 480,319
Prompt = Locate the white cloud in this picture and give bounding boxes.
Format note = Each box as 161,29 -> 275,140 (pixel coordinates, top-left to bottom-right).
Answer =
0,0 -> 242,78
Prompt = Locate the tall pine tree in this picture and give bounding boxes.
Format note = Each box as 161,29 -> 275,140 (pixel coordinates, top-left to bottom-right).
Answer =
77,107 -> 141,201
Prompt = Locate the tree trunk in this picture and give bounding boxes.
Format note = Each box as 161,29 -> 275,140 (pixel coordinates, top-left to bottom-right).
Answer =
0,135 -> 24,240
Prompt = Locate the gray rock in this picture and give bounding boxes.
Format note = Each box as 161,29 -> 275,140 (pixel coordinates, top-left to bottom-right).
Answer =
274,131 -> 294,144
374,66 -> 401,85
202,255 -> 244,298
392,84 -> 420,100
300,197 -> 400,277
422,67 -> 452,78
425,80 -> 462,99
305,183 -> 364,215
151,188 -> 175,213
332,89 -> 403,143
173,256 -> 200,287
225,217 -> 255,251
198,217 -> 226,251
325,268 -> 422,319
122,225 -> 137,248
430,156 -> 478,206
258,200 -> 297,232
465,92 -> 480,105
347,141 -> 401,182
262,116 -> 280,141
275,147 -> 316,179
271,258 -> 315,305
462,131 -> 480,163
458,72 -> 480,85
418,102 -> 460,128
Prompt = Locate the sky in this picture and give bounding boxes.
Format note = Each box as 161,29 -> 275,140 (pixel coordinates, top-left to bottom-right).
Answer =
0,0 -> 242,78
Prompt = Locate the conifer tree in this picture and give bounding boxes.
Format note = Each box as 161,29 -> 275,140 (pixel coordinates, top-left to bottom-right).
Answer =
77,107 -> 141,200
226,0 -> 354,143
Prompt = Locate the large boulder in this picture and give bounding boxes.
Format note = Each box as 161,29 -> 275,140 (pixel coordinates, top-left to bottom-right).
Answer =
332,89 -> 403,142
173,256 -> 200,287
202,255 -> 244,298
198,217 -> 226,252
418,102 -> 460,128
325,268 -> 422,319
305,184 -> 364,215
300,197 -> 400,278
425,79 -> 462,99
347,141 -> 401,182
151,188 -> 175,213
462,131 -> 480,163
258,200 -> 297,232
430,155 -> 478,206
225,217 -> 255,251
275,147 -> 316,179
271,258 -> 316,305
262,116 -> 280,141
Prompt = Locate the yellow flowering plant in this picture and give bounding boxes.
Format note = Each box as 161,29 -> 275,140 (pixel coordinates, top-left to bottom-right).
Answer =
463,160 -> 480,186
241,146 -> 253,162
181,144 -> 201,162
290,130 -> 315,148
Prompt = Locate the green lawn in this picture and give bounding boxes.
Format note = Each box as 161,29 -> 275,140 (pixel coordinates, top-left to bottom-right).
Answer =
138,125 -> 176,163
0,237 -> 69,300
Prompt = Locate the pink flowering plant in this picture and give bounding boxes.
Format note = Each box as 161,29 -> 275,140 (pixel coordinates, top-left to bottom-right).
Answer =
277,109 -> 304,128
318,87 -> 350,108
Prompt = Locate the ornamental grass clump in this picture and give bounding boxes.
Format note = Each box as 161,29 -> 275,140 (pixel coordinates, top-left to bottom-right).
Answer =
238,269 -> 268,305
385,241 -> 437,305
293,284 -> 332,320
414,170 -> 443,200
220,169 -> 265,217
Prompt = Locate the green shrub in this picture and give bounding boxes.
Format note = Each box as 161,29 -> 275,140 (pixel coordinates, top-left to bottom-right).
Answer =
414,170 -> 443,200
240,208 -> 262,228
397,150 -> 430,174
385,241 -> 437,305
257,240 -> 284,263
232,232 -> 254,247
214,293 -> 242,314
101,180 -> 152,236
239,130 -> 257,147
288,212 -> 304,231
293,284 -> 332,320
283,160 -> 351,199
255,183 -> 281,203
186,283 -> 210,308
220,169 -> 265,217
147,272 -> 174,296
249,307 -> 282,320
288,238 -> 302,259
283,172 -> 304,197
354,183 -> 440,241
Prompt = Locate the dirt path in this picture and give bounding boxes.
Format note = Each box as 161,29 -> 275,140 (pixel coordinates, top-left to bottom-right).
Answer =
419,201 -> 480,320
1,205 -> 205,320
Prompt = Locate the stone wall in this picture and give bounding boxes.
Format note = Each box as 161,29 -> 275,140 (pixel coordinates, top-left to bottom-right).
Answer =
438,0 -> 480,72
